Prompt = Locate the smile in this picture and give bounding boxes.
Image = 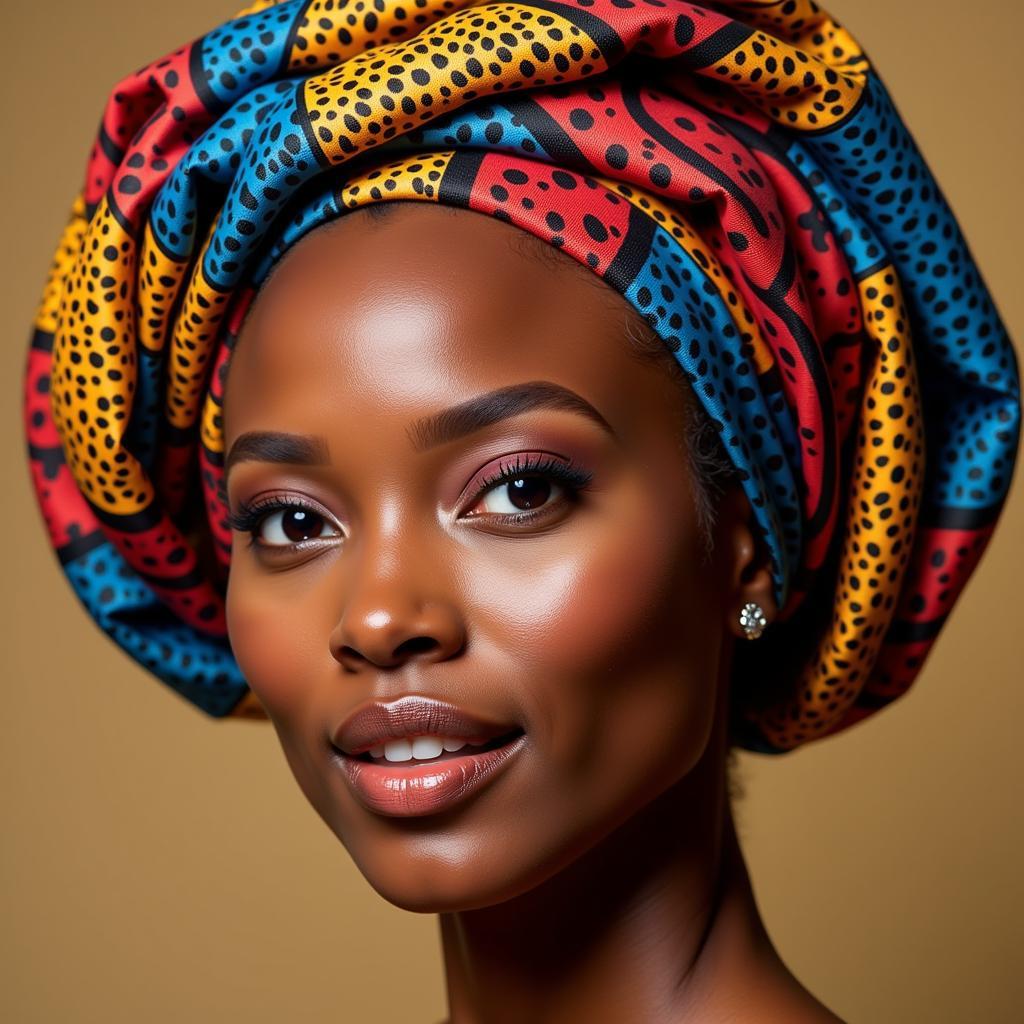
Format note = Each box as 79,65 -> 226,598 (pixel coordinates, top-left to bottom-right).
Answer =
359,730 -> 522,763
333,730 -> 527,818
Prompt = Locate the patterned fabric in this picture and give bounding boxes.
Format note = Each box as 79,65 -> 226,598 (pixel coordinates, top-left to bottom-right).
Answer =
23,0 -> 1019,753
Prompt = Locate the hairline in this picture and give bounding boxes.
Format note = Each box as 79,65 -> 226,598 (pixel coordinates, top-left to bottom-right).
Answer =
225,202 -> 736,546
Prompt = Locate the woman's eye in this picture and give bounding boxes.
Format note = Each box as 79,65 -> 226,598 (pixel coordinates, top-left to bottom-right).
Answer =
463,455 -> 594,520
256,506 -> 342,547
471,474 -> 565,516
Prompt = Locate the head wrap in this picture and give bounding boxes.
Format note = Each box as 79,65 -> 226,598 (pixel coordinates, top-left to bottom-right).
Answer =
24,0 -> 1020,753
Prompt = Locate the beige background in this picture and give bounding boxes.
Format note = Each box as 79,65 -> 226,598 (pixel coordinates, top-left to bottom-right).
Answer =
3,2 -> 1021,1021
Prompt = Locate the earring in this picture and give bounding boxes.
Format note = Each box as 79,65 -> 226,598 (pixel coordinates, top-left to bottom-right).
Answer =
739,602 -> 767,640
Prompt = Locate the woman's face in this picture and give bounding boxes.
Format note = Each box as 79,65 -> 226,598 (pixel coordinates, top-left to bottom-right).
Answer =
223,203 -> 750,912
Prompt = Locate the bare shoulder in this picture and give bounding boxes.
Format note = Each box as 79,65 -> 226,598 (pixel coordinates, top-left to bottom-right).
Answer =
701,957 -> 847,1024
429,976 -> 844,1024
766,999 -> 846,1023
431,1009 -> 842,1024
732,980 -> 846,1024
433,1005 -> 842,1024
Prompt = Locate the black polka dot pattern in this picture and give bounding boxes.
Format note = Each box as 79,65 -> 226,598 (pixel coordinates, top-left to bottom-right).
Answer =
23,0 -> 1019,754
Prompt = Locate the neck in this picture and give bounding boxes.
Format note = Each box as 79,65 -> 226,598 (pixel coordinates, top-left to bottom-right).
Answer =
437,728 -> 838,1023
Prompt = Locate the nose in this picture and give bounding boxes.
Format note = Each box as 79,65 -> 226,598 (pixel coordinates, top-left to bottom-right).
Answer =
328,538 -> 467,672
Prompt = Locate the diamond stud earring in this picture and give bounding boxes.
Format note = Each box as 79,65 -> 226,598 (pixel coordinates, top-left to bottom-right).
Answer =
739,602 -> 767,640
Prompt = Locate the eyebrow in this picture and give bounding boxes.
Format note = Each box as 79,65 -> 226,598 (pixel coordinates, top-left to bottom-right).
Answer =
224,431 -> 330,486
223,380 -> 615,485
408,380 -> 615,451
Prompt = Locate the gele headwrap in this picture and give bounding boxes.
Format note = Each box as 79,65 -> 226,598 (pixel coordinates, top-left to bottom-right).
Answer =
23,0 -> 1020,753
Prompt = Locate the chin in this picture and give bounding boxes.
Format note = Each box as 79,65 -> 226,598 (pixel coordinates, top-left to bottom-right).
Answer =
314,808 -> 550,914
320,786 -> 666,916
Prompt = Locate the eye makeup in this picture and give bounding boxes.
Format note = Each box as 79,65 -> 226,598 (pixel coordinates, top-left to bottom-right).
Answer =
228,448 -> 596,555
227,492 -> 343,554
459,451 -> 594,520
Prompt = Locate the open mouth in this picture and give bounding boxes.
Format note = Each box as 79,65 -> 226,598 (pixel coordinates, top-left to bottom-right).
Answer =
355,727 -> 525,765
334,724 -> 529,817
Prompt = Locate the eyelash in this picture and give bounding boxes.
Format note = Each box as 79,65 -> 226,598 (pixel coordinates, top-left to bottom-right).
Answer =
227,495 -> 331,551
227,454 -> 594,554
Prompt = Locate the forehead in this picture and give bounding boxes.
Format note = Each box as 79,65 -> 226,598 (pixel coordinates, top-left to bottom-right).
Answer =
223,203 -> 677,438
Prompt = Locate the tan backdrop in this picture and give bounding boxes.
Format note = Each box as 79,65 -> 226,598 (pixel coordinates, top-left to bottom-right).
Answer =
3,2 -> 1021,1021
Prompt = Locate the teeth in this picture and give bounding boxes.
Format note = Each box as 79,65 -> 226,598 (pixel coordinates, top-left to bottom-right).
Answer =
411,736 -> 444,760
367,734 -> 474,763
383,739 -> 413,761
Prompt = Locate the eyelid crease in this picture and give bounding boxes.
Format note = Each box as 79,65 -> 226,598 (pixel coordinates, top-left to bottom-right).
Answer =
229,454 -> 596,552
227,493 -> 343,545
463,452 -> 593,508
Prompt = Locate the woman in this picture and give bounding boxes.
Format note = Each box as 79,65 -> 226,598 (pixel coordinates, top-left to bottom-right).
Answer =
22,0 -> 1019,1020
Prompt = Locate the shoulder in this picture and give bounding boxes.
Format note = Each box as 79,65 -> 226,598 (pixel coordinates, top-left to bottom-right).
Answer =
725,982 -> 847,1024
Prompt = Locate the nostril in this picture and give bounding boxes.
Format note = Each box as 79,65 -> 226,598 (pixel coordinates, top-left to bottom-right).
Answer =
394,636 -> 440,658
337,645 -> 368,667
334,635 -> 440,671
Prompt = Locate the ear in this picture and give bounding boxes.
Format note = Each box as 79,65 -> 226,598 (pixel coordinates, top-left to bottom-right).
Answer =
712,484 -> 778,640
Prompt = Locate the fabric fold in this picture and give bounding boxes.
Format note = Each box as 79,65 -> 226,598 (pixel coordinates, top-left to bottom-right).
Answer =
23,0 -> 1020,751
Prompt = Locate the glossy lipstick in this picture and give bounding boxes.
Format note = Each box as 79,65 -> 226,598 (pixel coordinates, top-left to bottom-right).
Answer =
331,695 -> 526,817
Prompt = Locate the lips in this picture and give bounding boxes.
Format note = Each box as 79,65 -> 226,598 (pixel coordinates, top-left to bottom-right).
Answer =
332,694 -> 523,757
330,694 -> 528,818
334,735 -> 528,817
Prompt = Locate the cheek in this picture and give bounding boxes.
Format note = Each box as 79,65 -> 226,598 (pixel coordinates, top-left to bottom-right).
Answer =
226,558 -> 346,821
224,554 -> 331,723
463,480 -> 723,783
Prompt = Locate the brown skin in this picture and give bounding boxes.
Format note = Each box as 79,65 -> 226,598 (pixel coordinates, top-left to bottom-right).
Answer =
222,202 -> 842,1023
